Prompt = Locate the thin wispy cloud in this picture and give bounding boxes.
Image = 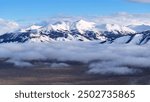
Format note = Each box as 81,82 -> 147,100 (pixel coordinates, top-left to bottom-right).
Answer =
0,12 -> 150,36
40,13 -> 150,26
129,0 -> 150,3
91,12 -> 150,26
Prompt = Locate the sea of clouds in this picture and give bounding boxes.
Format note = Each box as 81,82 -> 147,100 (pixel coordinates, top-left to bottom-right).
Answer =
0,41 -> 150,75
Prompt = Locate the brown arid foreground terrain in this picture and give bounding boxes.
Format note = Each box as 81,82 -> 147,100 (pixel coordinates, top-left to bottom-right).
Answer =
0,59 -> 150,85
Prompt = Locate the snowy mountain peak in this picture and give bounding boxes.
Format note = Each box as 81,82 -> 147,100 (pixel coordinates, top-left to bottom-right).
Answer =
49,21 -> 70,31
27,25 -> 42,30
19,25 -> 42,33
105,24 -> 136,34
72,19 -> 96,34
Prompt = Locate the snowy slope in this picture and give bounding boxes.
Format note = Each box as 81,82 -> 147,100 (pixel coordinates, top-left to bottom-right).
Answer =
129,24 -> 150,32
71,20 -> 97,34
129,34 -> 143,44
107,30 -> 150,45
50,21 -> 70,31
97,24 -> 136,34
113,36 -> 131,44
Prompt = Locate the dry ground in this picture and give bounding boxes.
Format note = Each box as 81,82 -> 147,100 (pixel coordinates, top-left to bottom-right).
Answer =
0,60 -> 150,85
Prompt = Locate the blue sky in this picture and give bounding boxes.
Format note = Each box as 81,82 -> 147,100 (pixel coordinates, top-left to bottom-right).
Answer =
0,0 -> 150,21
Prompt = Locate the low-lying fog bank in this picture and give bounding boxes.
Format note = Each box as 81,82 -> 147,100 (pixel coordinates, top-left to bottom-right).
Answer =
0,41 -> 150,75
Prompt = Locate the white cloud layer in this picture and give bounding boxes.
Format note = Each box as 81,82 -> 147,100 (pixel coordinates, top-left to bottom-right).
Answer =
0,18 -> 19,35
91,13 -> 150,26
0,42 -> 150,75
39,13 -> 150,26
1,12 -> 150,35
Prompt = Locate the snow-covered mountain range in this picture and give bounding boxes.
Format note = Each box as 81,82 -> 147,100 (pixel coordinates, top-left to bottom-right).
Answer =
0,19 -> 150,45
